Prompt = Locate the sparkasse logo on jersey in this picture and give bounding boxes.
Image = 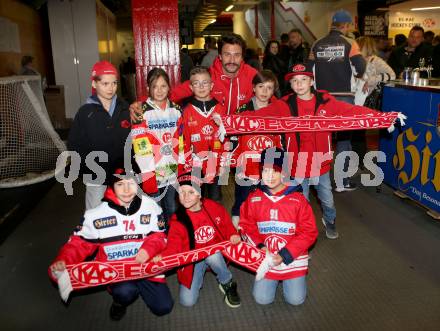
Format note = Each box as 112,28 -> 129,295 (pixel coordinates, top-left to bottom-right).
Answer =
247,136 -> 274,151
194,225 -> 215,243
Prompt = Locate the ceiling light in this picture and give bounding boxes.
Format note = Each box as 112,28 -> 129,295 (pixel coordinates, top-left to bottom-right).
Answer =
225,5 -> 234,12
410,6 -> 440,11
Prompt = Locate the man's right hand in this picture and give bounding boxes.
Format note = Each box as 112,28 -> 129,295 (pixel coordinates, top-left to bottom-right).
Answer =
130,101 -> 143,123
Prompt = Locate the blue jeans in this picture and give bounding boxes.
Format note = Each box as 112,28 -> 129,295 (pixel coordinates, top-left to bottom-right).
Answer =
109,279 -> 173,316
179,252 -> 232,307
253,276 -> 307,305
334,95 -> 354,186
300,172 -> 336,223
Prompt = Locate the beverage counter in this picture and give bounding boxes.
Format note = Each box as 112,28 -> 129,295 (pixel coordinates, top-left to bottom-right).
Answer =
379,80 -> 440,218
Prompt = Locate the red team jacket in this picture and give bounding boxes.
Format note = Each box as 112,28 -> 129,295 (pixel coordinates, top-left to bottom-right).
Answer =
162,199 -> 238,289
50,189 -> 168,283
171,57 -> 257,115
235,99 -> 282,179
182,99 -> 226,180
239,186 -> 318,280
241,90 -> 383,178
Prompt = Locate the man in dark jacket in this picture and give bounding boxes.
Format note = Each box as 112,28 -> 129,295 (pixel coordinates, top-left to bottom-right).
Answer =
388,26 -> 433,77
310,9 -> 366,192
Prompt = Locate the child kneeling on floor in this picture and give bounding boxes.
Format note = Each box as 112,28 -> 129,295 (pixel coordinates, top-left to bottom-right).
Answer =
239,147 -> 318,305
49,167 -> 173,320
156,170 -> 242,308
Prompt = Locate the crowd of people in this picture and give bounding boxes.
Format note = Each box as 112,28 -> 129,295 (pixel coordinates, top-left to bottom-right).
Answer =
50,9 -> 410,321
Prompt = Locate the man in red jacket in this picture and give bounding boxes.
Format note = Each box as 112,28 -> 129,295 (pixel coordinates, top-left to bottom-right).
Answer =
130,33 -> 257,121
171,33 -> 257,115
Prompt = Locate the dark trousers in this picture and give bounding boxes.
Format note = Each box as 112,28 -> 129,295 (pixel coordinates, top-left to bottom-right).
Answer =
231,180 -> 257,217
334,95 -> 355,186
109,279 -> 174,316
203,176 -> 222,202
152,185 -> 177,221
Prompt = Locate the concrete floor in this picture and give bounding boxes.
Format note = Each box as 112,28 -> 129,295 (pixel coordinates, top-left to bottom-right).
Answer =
1,176 -> 440,331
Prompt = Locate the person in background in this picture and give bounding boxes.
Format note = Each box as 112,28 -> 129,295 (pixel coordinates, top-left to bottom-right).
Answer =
432,41 -> 440,78
180,47 -> 194,82
19,55 -> 39,76
310,9 -> 366,192
424,31 -> 435,45
280,29 -> 309,72
375,37 -> 392,61
68,61 -> 131,210
49,168 -> 173,320
388,26 -> 433,77
353,36 -> 396,163
244,48 -> 262,71
394,34 -> 407,48
432,35 -> 440,47
201,37 -> 219,68
262,40 -> 286,96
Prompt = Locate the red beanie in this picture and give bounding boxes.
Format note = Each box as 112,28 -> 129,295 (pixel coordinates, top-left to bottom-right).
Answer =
91,61 -> 118,80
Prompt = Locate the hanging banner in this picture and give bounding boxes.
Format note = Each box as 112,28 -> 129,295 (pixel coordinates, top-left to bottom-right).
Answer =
364,11 -> 389,37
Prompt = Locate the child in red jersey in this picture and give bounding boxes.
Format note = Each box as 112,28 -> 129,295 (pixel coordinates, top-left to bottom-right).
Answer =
157,171 -> 242,308
182,66 -> 226,201
231,70 -> 282,228
239,147 -> 318,305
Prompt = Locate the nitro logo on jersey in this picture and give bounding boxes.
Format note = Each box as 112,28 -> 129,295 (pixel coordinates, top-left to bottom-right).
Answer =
140,214 -> 151,225
194,226 -> 215,243
265,235 -> 287,253
93,216 -> 117,229
247,136 -> 274,152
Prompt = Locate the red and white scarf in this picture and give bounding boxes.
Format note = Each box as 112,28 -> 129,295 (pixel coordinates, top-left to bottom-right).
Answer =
54,241 -> 283,301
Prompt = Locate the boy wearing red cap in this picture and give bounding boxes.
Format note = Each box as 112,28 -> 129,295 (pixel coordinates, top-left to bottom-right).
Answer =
156,170 -> 242,308
238,62 -> 388,240
239,147 -> 318,305
68,61 -> 131,210
49,167 -> 173,320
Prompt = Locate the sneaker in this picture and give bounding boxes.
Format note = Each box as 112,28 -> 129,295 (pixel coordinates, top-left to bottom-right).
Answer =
334,182 -> 357,193
322,218 -> 339,239
109,302 -> 126,321
232,216 -> 240,229
219,280 -> 241,308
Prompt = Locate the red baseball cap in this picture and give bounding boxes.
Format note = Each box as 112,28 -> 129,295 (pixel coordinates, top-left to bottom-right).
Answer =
90,61 -> 118,80
284,62 -> 314,81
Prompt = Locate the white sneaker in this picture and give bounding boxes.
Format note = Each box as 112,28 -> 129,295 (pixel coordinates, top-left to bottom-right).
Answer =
232,216 -> 240,230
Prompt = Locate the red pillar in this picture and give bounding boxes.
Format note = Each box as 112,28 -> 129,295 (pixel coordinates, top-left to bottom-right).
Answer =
131,0 -> 180,100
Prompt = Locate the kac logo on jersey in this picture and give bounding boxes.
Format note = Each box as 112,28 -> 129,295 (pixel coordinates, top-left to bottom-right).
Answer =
140,214 -> 151,225
194,225 -> 215,243
265,235 -> 287,253
93,216 -> 117,229
247,136 -> 274,152
201,124 -> 214,135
